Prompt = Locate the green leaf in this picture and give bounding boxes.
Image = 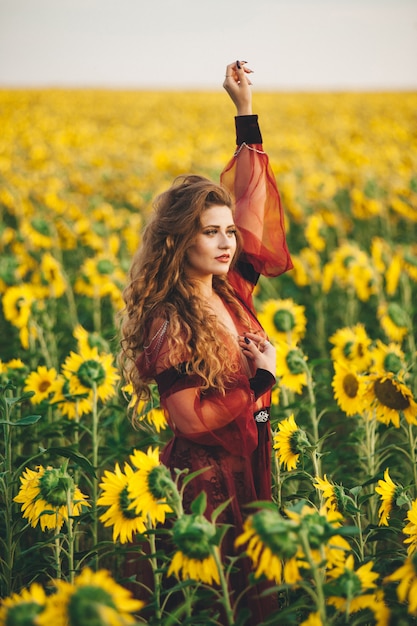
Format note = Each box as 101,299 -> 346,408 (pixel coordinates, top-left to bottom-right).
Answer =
47,447 -> 96,477
211,497 -> 233,523
190,491 -> 207,516
181,465 -> 212,488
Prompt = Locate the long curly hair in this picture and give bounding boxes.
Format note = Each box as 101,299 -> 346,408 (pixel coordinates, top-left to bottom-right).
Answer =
119,174 -> 254,401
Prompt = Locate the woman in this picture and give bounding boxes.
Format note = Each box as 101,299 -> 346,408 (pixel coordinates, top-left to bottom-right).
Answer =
120,60 -> 292,621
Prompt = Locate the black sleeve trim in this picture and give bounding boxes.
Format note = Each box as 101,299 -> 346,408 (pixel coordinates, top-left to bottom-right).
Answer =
249,368 -> 276,400
235,115 -> 263,146
236,258 -> 260,286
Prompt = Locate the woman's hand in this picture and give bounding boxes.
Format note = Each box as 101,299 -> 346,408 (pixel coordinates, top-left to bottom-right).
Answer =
223,60 -> 253,116
238,332 -> 276,376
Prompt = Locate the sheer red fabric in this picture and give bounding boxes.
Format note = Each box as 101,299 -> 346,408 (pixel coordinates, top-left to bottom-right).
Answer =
136,141 -> 292,621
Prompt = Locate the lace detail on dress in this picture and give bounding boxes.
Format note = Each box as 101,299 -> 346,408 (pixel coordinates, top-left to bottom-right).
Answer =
144,319 -> 169,366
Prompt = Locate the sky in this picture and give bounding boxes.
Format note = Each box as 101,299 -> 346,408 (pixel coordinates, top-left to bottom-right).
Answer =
0,0 -> 416,91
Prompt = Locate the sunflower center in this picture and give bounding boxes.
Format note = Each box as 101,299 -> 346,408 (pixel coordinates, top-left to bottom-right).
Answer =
387,302 -> 408,328
77,360 -> 106,388
119,485 -> 139,520
39,468 -> 75,506
286,349 -> 305,374
342,373 -> 359,398
273,310 -> 295,332
374,378 -> 410,410
5,601 -> 43,626
38,380 -> 52,393
68,585 -> 116,626
383,353 -> 403,374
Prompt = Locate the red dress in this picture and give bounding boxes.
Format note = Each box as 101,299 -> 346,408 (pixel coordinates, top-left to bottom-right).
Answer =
137,115 -> 292,622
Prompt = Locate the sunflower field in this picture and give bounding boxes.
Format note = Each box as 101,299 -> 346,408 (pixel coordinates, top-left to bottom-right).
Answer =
1,89 -> 417,625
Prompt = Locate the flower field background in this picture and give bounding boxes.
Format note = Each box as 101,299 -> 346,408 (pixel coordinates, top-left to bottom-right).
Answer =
1,89 -> 417,625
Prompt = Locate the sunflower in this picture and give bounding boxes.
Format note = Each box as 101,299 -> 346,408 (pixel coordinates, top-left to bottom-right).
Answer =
128,447 -> 175,525
313,475 -> 350,515
329,324 -> 373,372
235,509 -> 300,585
98,462 -> 147,543
364,372 -> 417,427
168,514 -> 220,585
377,302 -> 409,343
305,214 -> 326,252
123,383 -> 168,433
0,582 -> 47,626
370,339 -> 406,376
331,362 -> 366,416
38,252 -> 67,298
275,341 -> 308,394
14,465 -> 89,532
23,365 -> 58,404
2,283 -> 36,329
62,346 -> 119,403
385,553 -> 417,615
257,298 -> 307,344
74,254 -> 125,307
20,217 -> 54,250
285,505 -> 351,572
327,556 -> 387,624
375,468 -> 408,526
402,498 -> 417,555
37,568 -> 143,626
50,375 -> 93,420
273,414 -> 309,471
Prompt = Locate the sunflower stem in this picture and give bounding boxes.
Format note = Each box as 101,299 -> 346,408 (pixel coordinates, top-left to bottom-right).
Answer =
65,489 -> 75,583
54,527 -> 62,580
298,527 -> 327,625
91,383 -> 99,569
147,520 -> 162,622
1,389 -> 14,596
407,423 -> 417,499
212,545 -> 235,626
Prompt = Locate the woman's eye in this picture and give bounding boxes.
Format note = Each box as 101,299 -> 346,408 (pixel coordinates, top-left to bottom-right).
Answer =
227,229 -> 237,237
204,229 -> 217,236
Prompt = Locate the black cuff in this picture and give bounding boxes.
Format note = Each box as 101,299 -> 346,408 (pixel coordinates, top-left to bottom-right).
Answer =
249,368 -> 276,399
235,115 -> 263,146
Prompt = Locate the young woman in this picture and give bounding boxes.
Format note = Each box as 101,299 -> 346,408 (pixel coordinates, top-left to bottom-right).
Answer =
120,60 -> 292,621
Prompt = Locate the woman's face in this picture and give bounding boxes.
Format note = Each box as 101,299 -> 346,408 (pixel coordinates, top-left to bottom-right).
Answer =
185,205 -> 237,281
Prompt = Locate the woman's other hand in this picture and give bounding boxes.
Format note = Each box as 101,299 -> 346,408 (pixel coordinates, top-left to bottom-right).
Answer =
223,60 -> 253,116
238,332 -> 276,376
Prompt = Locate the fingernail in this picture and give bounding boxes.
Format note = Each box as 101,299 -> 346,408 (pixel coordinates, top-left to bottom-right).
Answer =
244,336 -> 250,344
236,60 -> 241,69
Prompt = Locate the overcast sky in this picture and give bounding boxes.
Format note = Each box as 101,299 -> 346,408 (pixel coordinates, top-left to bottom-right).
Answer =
0,0 -> 416,90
